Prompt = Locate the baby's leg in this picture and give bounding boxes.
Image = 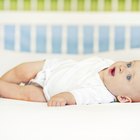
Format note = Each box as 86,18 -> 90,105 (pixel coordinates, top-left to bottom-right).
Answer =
1,60 -> 44,84
0,79 -> 46,102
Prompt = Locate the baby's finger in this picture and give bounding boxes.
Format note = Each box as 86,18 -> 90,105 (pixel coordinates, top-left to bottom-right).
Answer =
48,101 -> 56,106
56,101 -> 61,106
47,100 -> 52,106
60,101 -> 66,106
48,100 -> 55,106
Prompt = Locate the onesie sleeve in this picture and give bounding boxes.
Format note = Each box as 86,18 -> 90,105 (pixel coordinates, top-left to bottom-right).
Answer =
69,87 -> 100,105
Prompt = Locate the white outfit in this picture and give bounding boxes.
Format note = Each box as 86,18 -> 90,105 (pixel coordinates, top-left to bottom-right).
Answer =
29,57 -> 117,105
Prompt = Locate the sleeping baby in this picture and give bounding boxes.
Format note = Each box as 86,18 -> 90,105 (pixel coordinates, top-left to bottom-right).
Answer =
0,57 -> 140,106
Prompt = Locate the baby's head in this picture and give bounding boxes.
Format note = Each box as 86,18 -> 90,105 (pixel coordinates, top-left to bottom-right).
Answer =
100,60 -> 140,103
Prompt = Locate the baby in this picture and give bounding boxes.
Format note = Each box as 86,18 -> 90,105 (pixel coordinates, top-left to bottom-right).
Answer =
0,57 -> 140,106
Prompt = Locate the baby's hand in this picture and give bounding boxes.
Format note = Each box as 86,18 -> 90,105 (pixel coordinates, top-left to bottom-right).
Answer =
47,94 -> 67,106
47,92 -> 76,107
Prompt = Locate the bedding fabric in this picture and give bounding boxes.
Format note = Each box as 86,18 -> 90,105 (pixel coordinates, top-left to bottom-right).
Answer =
0,98 -> 140,140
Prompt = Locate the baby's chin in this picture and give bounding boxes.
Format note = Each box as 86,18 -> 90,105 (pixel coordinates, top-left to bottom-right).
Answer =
99,69 -> 109,86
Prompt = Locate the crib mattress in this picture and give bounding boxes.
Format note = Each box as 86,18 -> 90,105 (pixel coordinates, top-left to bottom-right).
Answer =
0,98 -> 140,140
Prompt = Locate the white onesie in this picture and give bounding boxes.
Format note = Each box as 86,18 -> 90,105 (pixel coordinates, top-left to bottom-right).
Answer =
29,57 -> 117,105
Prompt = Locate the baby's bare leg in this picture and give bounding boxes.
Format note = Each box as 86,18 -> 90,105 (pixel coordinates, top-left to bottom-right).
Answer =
0,79 -> 46,102
1,60 -> 44,84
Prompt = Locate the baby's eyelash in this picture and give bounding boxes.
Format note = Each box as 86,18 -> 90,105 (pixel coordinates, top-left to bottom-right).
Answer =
127,62 -> 132,68
126,74 -> 132,81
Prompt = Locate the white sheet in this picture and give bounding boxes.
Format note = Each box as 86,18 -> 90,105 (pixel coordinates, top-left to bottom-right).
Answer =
0,98 -> 140,140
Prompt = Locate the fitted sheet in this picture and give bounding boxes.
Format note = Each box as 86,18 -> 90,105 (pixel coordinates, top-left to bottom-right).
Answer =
0,98 -> 140,140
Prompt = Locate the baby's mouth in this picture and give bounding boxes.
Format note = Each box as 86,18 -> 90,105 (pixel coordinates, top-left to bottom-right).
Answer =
109,67 -> 115,76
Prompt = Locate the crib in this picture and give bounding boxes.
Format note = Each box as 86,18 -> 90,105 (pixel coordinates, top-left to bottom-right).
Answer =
0,12 -> 140,60
0,11 -> 140,140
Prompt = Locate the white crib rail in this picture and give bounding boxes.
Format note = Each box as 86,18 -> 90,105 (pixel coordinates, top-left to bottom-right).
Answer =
1,12 -> 140,25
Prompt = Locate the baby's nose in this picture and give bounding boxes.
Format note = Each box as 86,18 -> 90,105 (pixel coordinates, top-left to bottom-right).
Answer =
119,65 -> 126,73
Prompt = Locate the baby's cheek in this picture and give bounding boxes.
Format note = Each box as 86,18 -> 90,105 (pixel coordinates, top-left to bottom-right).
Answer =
110,77 -> 120,87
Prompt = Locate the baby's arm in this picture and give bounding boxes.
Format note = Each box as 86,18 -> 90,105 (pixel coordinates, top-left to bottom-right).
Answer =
47,92 -> 76,106
0,77 -> 75,104
0,79 -> 46,102
1,60 -> 44,84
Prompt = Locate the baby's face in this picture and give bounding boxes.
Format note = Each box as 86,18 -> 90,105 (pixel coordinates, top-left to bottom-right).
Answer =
102,60 -> 140,102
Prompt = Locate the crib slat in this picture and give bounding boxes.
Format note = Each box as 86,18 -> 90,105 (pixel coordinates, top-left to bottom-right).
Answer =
1,12 -> 140,56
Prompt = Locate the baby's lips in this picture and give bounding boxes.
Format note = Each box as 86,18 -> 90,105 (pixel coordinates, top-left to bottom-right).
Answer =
109,67 -> 115,76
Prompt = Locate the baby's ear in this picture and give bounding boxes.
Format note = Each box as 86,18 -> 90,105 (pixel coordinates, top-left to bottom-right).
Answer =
117,96 -> 132,103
